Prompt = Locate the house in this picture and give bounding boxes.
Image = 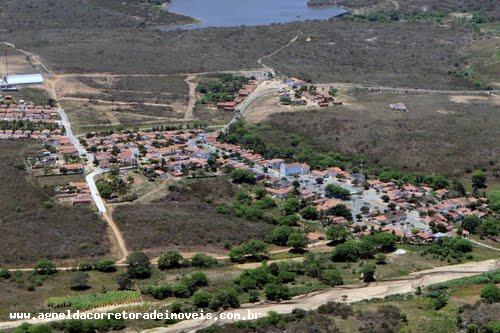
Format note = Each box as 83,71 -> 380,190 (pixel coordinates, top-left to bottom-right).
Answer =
280,163 -> 310,176
217,101 -> 236,111
315,198 -> 343,213
266,186 -> 294,199
265,159 -> 284,170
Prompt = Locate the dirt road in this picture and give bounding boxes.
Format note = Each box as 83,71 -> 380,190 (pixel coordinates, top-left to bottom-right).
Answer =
143,259 -> 499,333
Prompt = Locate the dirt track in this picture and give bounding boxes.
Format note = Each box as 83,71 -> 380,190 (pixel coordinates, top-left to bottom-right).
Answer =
143,259 -> 499,333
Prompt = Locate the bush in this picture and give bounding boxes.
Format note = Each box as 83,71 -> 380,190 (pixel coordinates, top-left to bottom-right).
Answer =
230,169 -> 256,184
158,251 -> 183,270
76,260 -> 93,272
191,253 -> 218,268
126,252 -> 151,279
0,268 -> 11,279
193,290 -> 212,308
286,232 -> 308,251
320,269 -> 343,286
173,283 -> 191,298
325,184 -> 351,200
362,263 -> 376,282
95,259 -> 116,272
117,274 -> 133,291
264,283 -> 291,301
34,259 -> 56,275
209,288 -> 240,310
142,284 -> 173,300
480,284 -> 500,304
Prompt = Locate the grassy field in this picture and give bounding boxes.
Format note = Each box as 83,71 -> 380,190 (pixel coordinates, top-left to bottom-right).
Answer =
266,20 -> 478,90
0,141 -> 109,266
113,177 -> 274,255
247,91 -> 499,181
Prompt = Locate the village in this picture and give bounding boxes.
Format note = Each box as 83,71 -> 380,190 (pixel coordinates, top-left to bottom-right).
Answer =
1,88 -> 492,246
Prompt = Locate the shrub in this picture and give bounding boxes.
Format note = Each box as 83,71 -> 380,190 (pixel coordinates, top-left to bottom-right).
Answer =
230,169 -> 256,184
191,253 -> 218,268
320,269 -> 343,286
126,252 -> 151,279
77,260 -> 93,272
95,259 -> 116,272
209,288 -> 240,310
362,263 -> 376,282
173,283 -> 191,298
0,268 -> 11,279
158,250 -> 184,270
117,274 -> 133,291
142,284 -> 173,300
193,290 -> 211,308
480,284 -> 500,304
264,283 -> 290,301
325,184 -> 351,200
34,259 -> 57,275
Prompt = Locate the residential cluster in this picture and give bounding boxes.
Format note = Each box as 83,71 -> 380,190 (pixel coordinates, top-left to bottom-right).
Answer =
279,79 -> 343,107
217,79 -> 259,112
1,96 -> 56,122
55,181 -> 92,206
82,129 -> 212,178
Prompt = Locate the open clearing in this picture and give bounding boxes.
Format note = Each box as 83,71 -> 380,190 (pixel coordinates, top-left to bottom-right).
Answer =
245,90 -> 500,180
0,141 -> 110,266
113,178 -> 274,256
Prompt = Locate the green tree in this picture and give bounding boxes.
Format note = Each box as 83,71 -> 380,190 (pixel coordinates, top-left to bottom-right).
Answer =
193,290 -> 212,308
461,215 -> 481,234
286,232 -> 308,251
362,263 -> 376,282
191,253 -> 218,267
34,259 -> 57,275
158,251 -> 183,270
301,205 -> 319,220
230,169 -> 256,184
126,252 -> 151,279
264,283 -> 291,301
326,225 -> 348,244
480,284 -> 500,303
209,288 -> 240,310
471,170 -> 487,190
95,259 -> 116,272
374,233 -> 397,252
320,269 -> 343,286
325,184 -> 351,200
269,226 -> 293,246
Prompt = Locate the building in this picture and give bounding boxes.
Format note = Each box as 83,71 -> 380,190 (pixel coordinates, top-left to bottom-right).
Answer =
280,163 -> 310,176
389,103 -> 407,112
3,74 -> 44,86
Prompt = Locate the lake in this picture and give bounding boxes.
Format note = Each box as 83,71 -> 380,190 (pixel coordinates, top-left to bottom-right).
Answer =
166,0 -> 347,29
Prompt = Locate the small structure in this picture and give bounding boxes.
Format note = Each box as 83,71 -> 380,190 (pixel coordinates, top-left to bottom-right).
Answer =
3,74 -> 44,86
389,103 -> 407,112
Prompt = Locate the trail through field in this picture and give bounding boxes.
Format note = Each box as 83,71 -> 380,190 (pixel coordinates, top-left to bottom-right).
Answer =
184,75 -> 197,120
257,31 -> 302,72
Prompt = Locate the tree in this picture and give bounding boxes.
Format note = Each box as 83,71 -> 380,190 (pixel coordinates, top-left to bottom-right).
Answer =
70,272 -> 90,291
326,225 -> 348,244
77,260 -> 93,272
34,259 -> 57,275
325,184 -> 351,200
230,169 -> 256,184
95,259 -> 116,272
264,283 -> 291,301
471,170 -> 487,190
320,269 -> 343,286
461,215 -> 481,234
362,263 -> 376,282
480,284 -> 500,303
158,251 -> 183,270
193,290 -> 211,308
451,181 -> 466,196
269,226 -> 293,246
172,283 -> 191,298
374,232 -> 397,252
331,241 -> 360,262
209,288 -> 240,310
126,252 -> 151,279
301,205 -> 319,220
326,204 -> 353,221
286,232 -> 308,252
477,217 -> 499,237
191,253 -> 217,267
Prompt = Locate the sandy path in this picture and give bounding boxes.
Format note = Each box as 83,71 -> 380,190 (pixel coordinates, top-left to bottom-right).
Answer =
184,75 -> 197,120
143,259 -> 499,333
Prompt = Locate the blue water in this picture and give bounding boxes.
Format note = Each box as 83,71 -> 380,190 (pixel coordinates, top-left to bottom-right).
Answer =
167,0 -> 347,29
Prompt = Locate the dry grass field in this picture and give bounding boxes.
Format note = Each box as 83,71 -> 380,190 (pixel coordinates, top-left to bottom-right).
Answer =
248,91 -> 499,180
0,141 -> 109,266
113,177 -> 273,256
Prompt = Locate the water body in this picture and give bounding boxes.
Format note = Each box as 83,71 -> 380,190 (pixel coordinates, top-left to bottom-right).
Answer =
166,0 -> 347,29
